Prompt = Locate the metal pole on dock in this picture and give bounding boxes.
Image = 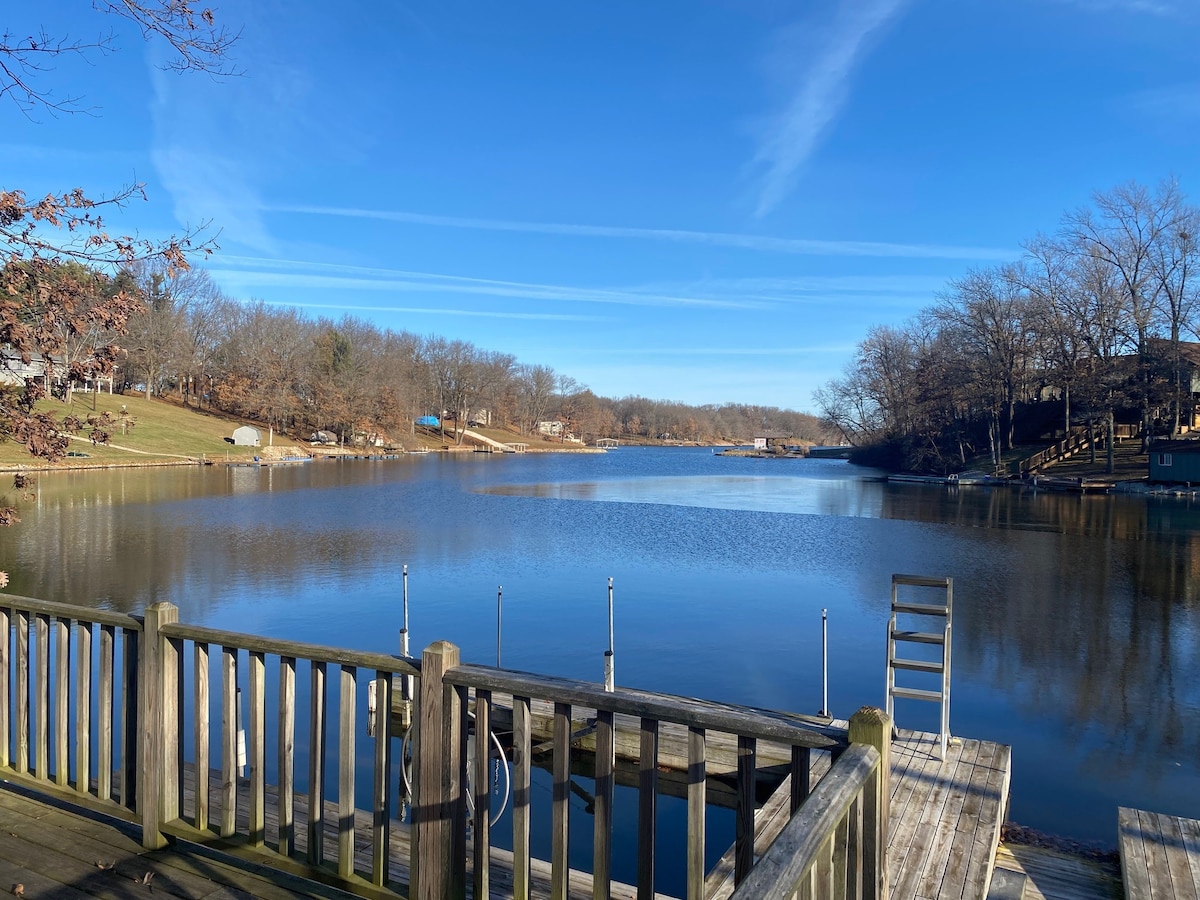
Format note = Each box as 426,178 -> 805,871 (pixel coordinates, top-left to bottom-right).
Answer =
604,577 -> 615,692
497,585 -> 503,668
821,608 -> 829,717
399,565 -> 413,702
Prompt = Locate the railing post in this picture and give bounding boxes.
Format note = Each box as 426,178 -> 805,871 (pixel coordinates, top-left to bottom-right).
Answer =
412,640 -> 464,900
849,706 -> 891,900
141,602 -> 179,850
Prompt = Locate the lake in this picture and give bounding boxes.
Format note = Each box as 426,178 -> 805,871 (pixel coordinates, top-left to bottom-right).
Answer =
3,447 -> 1199,888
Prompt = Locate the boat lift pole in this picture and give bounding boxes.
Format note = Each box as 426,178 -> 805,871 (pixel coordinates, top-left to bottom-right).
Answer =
604,577 -> 615,692
399,565 -> 413,703
821,607 -> 829,717
497,585 -> 503,668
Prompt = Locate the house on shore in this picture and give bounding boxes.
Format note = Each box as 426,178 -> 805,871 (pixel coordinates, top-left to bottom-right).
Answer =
1149,440 -> 1200,483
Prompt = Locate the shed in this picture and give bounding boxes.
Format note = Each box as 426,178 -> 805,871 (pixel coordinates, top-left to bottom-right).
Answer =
1149,440 -> 1200,483
232,426 -> 262,447
753,432 -> 792,451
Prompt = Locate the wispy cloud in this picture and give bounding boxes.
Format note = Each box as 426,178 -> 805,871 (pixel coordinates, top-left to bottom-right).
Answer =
597,343 -> 855,357
1127,83 -> 1200,122
749,0 -> 910,217
211,256 -> 766,310
1050,0 -> 1178,15
267,204 -> 1012,261
253,298 -> 601,322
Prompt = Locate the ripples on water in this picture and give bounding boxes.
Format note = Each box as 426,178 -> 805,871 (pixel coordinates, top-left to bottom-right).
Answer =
6,448 -> 1200,887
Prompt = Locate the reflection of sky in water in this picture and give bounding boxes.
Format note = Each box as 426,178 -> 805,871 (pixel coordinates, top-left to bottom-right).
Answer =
6,449 -> 1200,858
482,474 -> 885,518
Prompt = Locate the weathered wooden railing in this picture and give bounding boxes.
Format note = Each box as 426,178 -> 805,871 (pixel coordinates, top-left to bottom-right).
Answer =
417,641 -> 890,900
1015,425 -> 1101,475
1,596 -> 892,900
728,709 -> 890,900
0,593 -> 141,821
143,602 -> 422,895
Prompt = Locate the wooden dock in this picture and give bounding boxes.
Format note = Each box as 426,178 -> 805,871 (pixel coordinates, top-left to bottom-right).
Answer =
414,695 -> 1013,900
1118,806 -> 1200,900
0,728 -> 1009,900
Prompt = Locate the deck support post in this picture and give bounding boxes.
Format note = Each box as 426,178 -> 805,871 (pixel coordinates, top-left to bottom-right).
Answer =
413,640 -> 465,900
141,601 -> 179,850
849,706 -> 891,900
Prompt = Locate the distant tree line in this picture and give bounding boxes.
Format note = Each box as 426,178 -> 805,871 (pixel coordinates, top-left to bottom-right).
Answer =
2,256 -> 829,448
816,179 -> 1200,473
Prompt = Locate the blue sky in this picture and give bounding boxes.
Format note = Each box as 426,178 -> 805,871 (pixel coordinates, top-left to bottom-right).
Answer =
5,0 -> 1199,410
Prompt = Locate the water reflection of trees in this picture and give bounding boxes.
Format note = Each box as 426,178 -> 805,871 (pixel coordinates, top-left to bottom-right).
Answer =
3,466 -> 422,618
881,486 -> 1200,769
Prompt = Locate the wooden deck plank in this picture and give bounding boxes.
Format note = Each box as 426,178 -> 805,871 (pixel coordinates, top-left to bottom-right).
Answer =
993,843 -> 1121,900
885,732 -> 1009,900
956,742 -> 1010,900
940,741 -> 1002,899
0,785 -> 355,900
1120,807 -> 1200,900
891,737 -> 973,900
888,733 -> 956,893
915,738 -> 983,899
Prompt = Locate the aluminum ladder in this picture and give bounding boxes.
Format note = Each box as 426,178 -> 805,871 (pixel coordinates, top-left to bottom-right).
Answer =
886,574 -> 952,759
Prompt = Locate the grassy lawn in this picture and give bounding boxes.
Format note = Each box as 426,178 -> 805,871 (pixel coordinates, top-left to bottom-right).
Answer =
0,392 -> 256,468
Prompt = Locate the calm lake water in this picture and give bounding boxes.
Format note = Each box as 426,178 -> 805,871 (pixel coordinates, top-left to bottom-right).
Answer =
4,447 -> 1200,888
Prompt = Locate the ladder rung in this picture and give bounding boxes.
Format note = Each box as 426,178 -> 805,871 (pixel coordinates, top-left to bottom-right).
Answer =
892,574 -> 952,589
890,658 -> 944,674
892,602 -> 948,616
892,631 -> 945,644
890,686 -> 943,703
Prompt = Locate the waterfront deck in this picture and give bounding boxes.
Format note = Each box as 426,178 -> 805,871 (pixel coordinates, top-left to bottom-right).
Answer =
0,726 -> 1009,900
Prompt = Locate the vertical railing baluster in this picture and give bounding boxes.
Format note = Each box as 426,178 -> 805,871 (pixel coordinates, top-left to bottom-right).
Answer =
512,694 -> 532,900
637,717 -> 659,899
792,745 -> 811,813
735,735 -> 756,886
248,650 -> 265,847
220,646 -> 237,838
0,606 -> 8,770
98,624 -> 114,802
194,642 -> 209,830
815,832 -> 833,896
338,664 -> 356,879
308,660 -> 327,865
687,726 -> 706,900
370,670 -> 390,886
473,688 -> 492,899
122,627 -> 139,812
15,610 -> 28,774
592,708 -> 615,900
76,621 -> 92,796
278,656 -> 295,857
142,602 -> 179,850
35,613 -> 49,780
847,794 -> 863,900
551,701 -> 571,900
832,805 -> 850,897
54,616 -> 69,787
